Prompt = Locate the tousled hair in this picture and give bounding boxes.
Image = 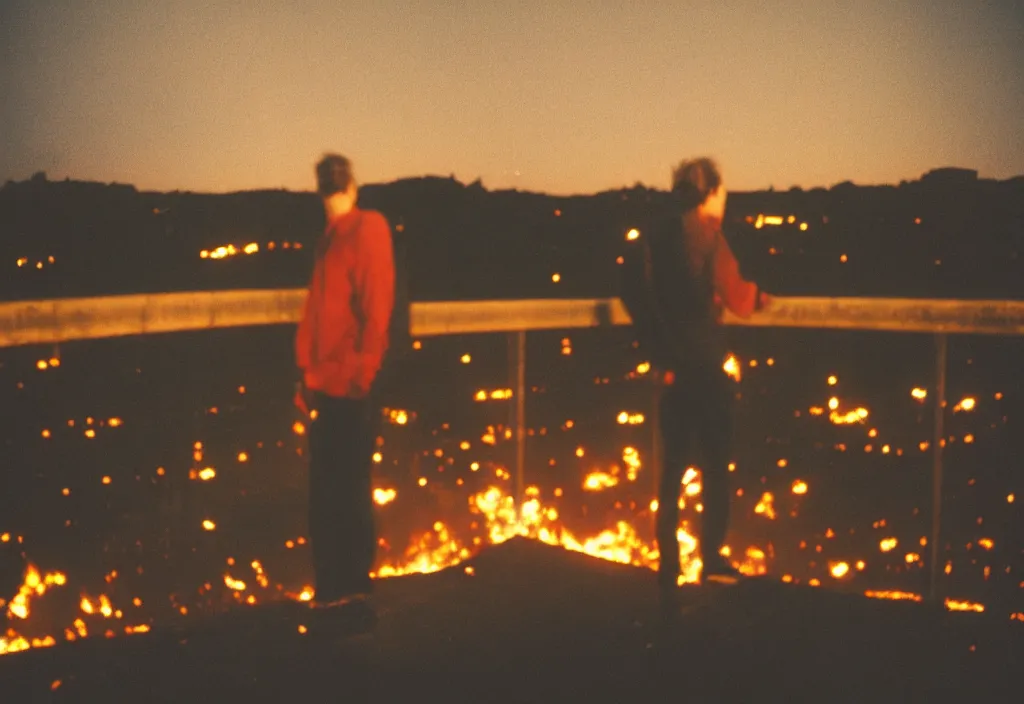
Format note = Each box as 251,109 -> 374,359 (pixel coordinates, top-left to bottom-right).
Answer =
316,154 -> 354,197
671,157 -> 722,211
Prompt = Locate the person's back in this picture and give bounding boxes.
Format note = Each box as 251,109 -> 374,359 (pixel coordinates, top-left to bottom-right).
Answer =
645,209 -> 722,373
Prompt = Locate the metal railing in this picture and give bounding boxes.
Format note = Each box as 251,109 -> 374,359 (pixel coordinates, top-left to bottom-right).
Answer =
3,290 -> 1023,600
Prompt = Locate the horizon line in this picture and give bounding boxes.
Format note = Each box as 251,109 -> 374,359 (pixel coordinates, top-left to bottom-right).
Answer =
5,166 -> 1022,200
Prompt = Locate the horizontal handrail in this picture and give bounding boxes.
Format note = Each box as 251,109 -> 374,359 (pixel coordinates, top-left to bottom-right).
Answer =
1,290 -> 1023,348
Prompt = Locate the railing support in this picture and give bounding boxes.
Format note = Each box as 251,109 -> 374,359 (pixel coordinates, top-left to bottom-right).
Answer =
509,331 -> 527,508
929,333 -> 948,603
650,374 -> 662,531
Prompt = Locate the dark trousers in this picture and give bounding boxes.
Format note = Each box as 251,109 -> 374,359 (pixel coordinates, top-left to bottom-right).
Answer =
656,367 -> 733,587
308,393 -> 378,601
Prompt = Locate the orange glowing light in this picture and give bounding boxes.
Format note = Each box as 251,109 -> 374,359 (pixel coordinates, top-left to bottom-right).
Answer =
722,354 -> 741,382
754,492 -> 776,520
954,397 -> 976,412
829,561 -> 850,579
373,488 -> 397,505
583,472 -> 619,491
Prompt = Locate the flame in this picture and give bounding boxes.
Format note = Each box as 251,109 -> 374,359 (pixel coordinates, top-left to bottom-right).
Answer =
865,590 -> 922,602
366,485 -> 766,587
829,561 -> 850,579
616,411 -> 645,425
622,447 -> 641,481
829,401 -> 869,424
373,488 -> 397,505
953,397 -> 976,412
583,472 -> 619,491
4,565 -> 66,621
0,565 -> 67,655
722,354 -> 741,382
944,598 -> 984,613
475,388 -> 513,402
754,492 -> 776,520
224,575 -> 247,591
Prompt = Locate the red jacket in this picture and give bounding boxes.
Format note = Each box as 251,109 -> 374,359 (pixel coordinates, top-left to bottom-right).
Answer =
295,208 -> 395,398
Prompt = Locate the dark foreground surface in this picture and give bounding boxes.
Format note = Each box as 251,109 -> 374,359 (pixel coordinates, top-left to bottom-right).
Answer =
1,539 -> 1020,703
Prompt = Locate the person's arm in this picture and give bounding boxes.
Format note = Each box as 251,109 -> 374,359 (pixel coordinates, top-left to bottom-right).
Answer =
350,213 -> 395,396
712,231 -> 763,319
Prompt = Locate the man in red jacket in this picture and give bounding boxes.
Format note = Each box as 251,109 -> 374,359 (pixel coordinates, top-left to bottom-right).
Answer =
641,158 -> 771,593
295,154 -> 395,623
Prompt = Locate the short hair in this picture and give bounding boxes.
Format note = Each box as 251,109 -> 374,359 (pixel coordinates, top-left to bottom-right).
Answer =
315,154 -> 354,197
671,157 -> 722,210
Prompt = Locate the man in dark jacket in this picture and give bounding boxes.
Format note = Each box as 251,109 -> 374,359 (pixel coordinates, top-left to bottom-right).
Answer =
636,158 -> 771,591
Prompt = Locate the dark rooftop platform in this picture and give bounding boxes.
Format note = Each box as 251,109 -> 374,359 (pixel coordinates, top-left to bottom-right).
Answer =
1,538 -> 1019,702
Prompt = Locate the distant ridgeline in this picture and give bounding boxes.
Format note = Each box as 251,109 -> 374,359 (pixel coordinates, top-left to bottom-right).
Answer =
0,168 -> 1022,302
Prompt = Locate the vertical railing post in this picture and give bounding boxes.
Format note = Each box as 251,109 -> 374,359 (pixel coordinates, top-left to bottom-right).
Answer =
650,372 -> 662,533
509,330 -> 527,508
929,333 -> 948,603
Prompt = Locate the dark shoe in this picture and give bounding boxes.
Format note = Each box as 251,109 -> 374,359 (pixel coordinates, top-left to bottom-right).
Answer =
308,594 -> 377,637
702,558 -> 743,586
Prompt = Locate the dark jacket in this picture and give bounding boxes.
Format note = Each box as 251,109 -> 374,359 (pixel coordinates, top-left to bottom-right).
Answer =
640,210 -> 759,372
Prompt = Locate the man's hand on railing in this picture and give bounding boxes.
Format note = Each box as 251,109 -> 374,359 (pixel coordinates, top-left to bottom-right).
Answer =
756,290 -> 773,312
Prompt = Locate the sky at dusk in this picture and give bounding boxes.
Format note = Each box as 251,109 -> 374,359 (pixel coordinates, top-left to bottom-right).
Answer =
2,0 -> 1022,195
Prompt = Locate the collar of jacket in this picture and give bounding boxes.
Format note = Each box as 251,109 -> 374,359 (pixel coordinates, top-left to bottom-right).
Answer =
326,207 -> 361,234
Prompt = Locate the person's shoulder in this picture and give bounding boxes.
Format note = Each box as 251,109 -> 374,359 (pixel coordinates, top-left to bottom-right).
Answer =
359,209 -> 391,232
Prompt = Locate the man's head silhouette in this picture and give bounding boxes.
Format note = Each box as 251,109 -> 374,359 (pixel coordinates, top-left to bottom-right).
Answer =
316,153 -> 358,220
672,157 -> 726,221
